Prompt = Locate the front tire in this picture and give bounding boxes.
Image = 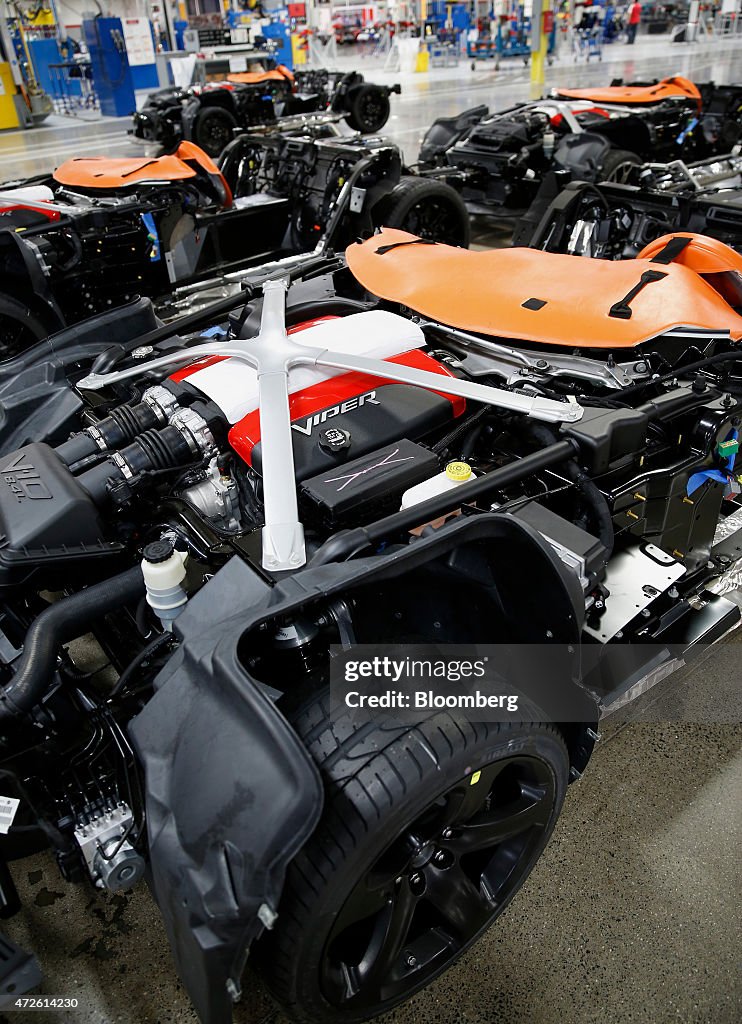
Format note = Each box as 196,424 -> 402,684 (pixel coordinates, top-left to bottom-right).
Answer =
345,85 -> 391,133
377,176 -> 470,247
598,148 -> 642,184
258,692 -> 568,1024
192,106 -> 238,157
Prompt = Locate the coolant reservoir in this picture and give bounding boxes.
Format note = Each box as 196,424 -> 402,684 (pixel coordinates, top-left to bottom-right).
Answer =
400,461 -> 476,510
141,540 -> 188,631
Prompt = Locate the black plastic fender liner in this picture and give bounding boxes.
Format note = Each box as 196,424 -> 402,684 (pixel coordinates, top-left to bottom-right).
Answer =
0,232 -> 65,334
0,296 -> 159,383
553,131 -> 613,181
129,514 -> 596,1023
180,97 -> 202,142
128,559 -> 324,1024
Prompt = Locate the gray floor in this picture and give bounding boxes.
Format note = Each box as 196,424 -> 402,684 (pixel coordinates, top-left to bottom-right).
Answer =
0,31 -> 740,1024
3,664 -> 740,1024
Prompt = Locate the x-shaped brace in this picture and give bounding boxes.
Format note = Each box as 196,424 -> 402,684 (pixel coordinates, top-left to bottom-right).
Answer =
78,281 -> 584,571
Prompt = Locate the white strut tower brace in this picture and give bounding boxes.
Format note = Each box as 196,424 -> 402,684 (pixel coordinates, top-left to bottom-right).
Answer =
78,280 -> 585,572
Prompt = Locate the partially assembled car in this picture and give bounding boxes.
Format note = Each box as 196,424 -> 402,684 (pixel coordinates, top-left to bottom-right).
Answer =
132,66 -> 401,156
520,151 -> 742,256
0,227 -> 741,1022
0,124 -> 467,355
417,76 -> 742,218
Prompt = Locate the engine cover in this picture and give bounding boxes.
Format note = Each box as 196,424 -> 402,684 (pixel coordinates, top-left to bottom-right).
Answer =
173,311 -> 465,481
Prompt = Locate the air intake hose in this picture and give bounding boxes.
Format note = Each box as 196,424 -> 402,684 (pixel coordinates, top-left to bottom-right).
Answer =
0,566 -> 145,724
56,401 -> 164,466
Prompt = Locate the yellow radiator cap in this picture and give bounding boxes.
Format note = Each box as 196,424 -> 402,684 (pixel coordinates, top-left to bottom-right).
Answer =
446,461 -> 472,482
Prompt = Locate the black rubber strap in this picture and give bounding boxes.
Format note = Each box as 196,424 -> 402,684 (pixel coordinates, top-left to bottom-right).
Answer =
375,239 -> 438,255
608,269 -> 667,320
649,235 -> 692,265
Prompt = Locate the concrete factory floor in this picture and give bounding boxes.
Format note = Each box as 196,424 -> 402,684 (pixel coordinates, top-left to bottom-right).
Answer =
2,643 -> 740,1024
0,30 -> 740,1024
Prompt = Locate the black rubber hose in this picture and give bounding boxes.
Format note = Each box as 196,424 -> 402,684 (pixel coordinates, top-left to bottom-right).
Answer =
571,469 -> 615,560
54,431 -> 99,467
528,423 -> 614,560
433,405 -> 491,457
0,567 -> 144,723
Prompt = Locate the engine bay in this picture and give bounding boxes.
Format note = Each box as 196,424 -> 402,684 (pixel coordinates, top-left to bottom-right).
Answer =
0,230 -> 741,1022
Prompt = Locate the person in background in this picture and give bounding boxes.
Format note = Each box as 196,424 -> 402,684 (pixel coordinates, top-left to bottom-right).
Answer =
627,0 -> 642,42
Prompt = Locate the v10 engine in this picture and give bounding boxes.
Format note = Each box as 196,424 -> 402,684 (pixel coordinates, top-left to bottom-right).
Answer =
0,312 -> 465,592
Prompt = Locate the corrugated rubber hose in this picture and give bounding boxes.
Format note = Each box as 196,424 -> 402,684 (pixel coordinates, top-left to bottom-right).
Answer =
528,423 -> 614,562
0,566 -> 145,724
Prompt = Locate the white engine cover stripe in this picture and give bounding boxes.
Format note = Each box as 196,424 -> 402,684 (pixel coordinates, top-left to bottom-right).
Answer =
179,310 -> 426,424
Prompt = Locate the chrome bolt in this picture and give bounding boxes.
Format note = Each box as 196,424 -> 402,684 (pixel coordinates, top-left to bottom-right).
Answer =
441,828 -> 454,840
406,954 -> 417,968
409,872 -> 422,886
434,851 -> 447,866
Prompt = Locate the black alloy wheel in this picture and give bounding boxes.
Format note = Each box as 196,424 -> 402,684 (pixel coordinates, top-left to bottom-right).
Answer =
321,753 -> 558,1009
192,107 -> 238,158
379,176 -> 471,247
599,148 -> 642,185
258,699 -> 568,1024
346,85 -> 391,133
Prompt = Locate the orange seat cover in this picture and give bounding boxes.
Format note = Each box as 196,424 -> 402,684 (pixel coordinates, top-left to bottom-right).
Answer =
345,229 -> 742,349
637,232 -> 742,275
637,233 -> 742,312
54,153 -> 198,189
227,66 -> 294,85
53,141 -> 232,207
555,75 -> 701,110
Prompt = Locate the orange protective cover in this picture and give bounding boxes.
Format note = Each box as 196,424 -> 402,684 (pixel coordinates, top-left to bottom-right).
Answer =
637,232 -> 742,274
53,142 -> 232,207
345,229 -> 742,349
54,153 -> 198,188
227,65 -> 294,85
555,75 -> 701,110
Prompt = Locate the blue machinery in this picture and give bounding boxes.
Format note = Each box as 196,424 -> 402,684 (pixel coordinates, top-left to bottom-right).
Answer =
467,7 -> 556,69
82,16 -> 135,118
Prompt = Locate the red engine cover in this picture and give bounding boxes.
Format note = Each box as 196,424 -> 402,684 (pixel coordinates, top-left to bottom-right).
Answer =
228,348 -> 466,467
